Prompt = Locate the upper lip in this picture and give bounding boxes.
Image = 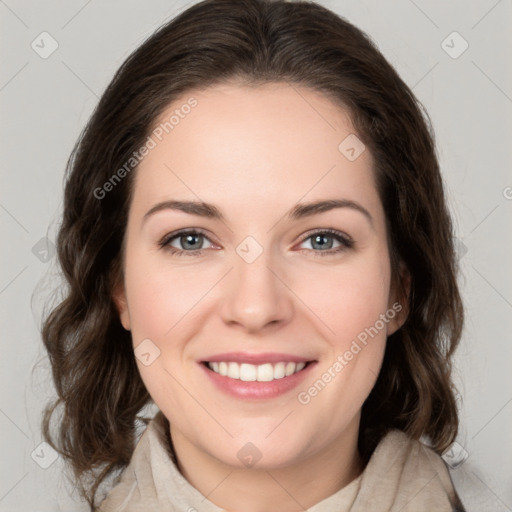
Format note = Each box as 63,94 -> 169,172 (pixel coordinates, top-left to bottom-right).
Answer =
201,352 -> 316,365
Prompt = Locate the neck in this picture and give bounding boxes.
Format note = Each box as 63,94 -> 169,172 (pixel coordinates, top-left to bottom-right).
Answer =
169,422 -> 364,512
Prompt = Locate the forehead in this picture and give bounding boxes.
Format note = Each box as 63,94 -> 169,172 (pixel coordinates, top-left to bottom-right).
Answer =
131,81 -> 382,225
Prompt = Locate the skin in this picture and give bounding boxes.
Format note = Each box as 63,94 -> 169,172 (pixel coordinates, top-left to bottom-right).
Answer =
113,81 -> 408,512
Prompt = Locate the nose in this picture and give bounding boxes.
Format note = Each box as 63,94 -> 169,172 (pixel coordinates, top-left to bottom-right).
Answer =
219,245 -> 294,334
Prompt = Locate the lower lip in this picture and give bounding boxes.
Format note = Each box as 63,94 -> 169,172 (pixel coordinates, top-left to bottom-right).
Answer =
199,362 -> 317,400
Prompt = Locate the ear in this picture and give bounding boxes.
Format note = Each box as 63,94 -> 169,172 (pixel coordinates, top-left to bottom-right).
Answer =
386,261 -> 411,336
112,280 -> 131,331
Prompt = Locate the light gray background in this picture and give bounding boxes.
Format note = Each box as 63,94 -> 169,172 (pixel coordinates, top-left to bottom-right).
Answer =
1,0 -> 511,510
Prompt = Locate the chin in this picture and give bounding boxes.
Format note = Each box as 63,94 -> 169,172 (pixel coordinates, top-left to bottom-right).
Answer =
208,435 -> 310,471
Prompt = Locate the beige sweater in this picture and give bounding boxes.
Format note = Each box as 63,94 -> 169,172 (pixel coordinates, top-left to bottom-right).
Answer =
97,411 -> 465,512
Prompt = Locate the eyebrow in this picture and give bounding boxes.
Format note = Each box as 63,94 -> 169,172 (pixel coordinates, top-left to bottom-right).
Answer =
143,198 -> 373,226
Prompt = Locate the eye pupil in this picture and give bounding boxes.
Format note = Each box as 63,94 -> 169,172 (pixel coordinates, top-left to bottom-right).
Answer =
312,234 -> 333,250
182,233 -> 202,250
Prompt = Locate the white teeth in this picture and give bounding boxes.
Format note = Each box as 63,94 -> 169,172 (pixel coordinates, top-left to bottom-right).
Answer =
240,363 -> 257,381
285,362 -> 295,377
219,362 -> 228,376
273,362 -> 286,379
257,363 -> 274,382
207,361 -> 308,381
227,362 -> 239,379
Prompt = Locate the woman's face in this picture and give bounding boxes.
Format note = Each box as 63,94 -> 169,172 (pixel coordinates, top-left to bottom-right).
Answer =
114,81 -> 404,469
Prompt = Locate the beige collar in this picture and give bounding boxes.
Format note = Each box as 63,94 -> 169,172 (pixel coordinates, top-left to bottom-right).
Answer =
98,410 -> 464,512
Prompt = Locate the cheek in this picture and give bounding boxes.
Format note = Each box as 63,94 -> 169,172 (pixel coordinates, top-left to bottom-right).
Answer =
294,258 -> 392,413
292,252 -> 392,346
124,254 -> 217,341
122,255 -> 209,405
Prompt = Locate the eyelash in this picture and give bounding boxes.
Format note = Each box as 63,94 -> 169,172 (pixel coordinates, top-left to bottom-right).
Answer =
158,228 -> 354,258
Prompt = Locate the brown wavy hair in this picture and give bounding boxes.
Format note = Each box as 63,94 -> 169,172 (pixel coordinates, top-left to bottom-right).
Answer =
41,0 -> 464,509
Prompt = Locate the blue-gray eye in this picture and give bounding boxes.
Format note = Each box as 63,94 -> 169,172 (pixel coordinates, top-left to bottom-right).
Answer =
158,229 -> 212,254
163,230 -> 213,251
299,230 -> 353,253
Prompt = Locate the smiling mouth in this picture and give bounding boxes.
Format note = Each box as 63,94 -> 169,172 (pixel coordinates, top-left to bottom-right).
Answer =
202,360 -> 314,382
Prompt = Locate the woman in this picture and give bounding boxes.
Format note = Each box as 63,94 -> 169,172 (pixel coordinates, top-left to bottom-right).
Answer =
41,0 -> 466,510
